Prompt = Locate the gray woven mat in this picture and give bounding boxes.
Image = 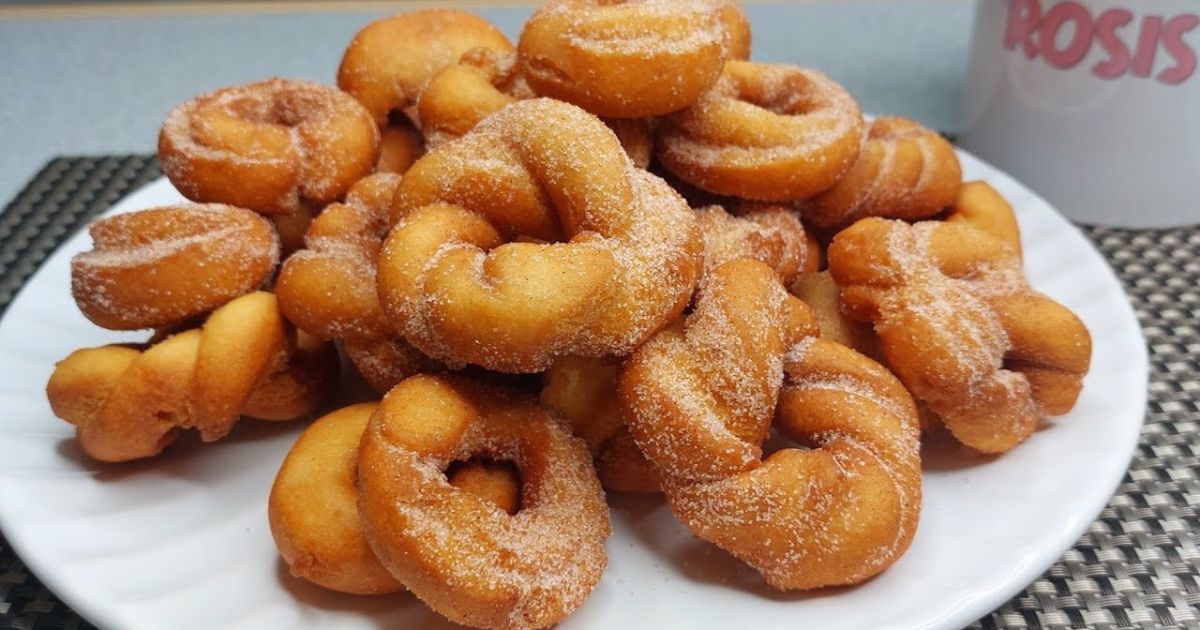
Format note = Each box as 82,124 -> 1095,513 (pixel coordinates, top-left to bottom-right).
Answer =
0,156 -> 1196,630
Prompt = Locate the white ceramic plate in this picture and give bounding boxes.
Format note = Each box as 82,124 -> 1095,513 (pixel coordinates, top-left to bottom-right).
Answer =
0,151 -> 1147,630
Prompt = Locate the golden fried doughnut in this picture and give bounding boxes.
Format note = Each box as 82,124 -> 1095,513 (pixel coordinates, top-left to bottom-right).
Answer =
337,10 -> 513,126
270,206 -> 317,255
710,0 -> 751,59
276,174 -> 435,392
696,203 -> 811,285
71,204 -> 279,331
619,259 -> 921,589
268,402 -> 519,595
945,180 -> 1022,258
419,48 -> 653,167
518,0 -> 728,117
828,217 -> 1092,453
376,118 -> 425,174
658,61 -> 864,201
417,48 -> 533,148
46,292 -> 338,462
379,99 -> 703,373
159,78 -> 379,215
357,374 -> 610,629
541,356 -> 660,492
791,270 -> 882,360
803,116 -> 962,230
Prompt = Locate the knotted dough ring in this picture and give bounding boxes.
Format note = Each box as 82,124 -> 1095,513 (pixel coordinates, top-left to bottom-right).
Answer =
159,78 -> 379,215
696,203 -> 816,286
276,174 -> 435,392
337,9 -> 514,126
619,259 -> 921,589
46,292 -> 338,462
518,0 -> 728,117
828,217 -> 1092,453
803,116 -> 962,230
269,402 -> 518,595
356,374 -> 610,630
71,203 -> 279,331
657,60 -> 864,201
378,98 -> 704,373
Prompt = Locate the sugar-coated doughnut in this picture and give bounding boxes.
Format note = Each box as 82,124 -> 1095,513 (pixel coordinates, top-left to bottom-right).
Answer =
803,116 -> 962,230
276,173 -> 436,392
337,10 -> 513,126
518,0 -> 728,118
619,259 -> 921,589
658,61 -> 864,201
696,203 -> 812,285
379,99 -> 703,373
709,0 -> 751,59
376,117 -> 425,174
268,402 -> 519,595
828,217 -> 1092,453
46,292 -> 338,462
159,78 -> 379,215
357,374 -> 610,630
945,180 -> 1022,258
541,356 -> 661,492
791,270 -> 882,361
71,204 -> 279,331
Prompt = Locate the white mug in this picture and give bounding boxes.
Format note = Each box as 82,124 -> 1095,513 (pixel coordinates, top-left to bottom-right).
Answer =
960,0 -> 1200,227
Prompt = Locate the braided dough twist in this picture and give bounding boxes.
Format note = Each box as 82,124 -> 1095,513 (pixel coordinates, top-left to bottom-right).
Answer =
47,292 -> 338,462
620,259 -> 921,589
828,217 -> 1091,453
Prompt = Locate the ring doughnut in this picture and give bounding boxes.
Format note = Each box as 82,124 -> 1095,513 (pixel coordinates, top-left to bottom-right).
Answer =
276,173 -> 436,392
657,61 -> 864,201
518,0 -> 728,118
802,116 -> 962,230
46,292 -> 338,462
337,10 -> 513,126
268,402 -> 518,595
71,204 -> 279,331
541,356 -> 661,492
356,374 -> 610,629
619,259 -> 921,588
828,217 -> 1092,453
159,78 -> 379,215
378,98 -> 703,373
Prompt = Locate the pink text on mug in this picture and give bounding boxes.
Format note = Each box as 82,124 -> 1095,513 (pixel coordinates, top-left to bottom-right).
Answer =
1003,0 -> 1199,84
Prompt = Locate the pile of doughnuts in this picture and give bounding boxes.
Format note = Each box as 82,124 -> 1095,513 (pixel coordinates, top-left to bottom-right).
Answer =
45,2 -> 1094,628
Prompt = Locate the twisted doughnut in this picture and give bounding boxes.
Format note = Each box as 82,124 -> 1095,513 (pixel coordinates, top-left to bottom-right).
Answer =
518,0 -> 728,117
46,292 -> 338,462
159,78 -> 379,215
541,356 -> 661,493
268,402 -> 519,595
803,116 -> 962,230
71,204 -> 278,331
337,10 -> 513,126
709,0 -> 751,60
276,174 -> 435,392
378,98 -> 703,373
696,203 -> 814,285
657,61 -> 863,201
619,259 -> 921,588
828,217 -> 1092,453
945,180 -> 1022,258
357,374 -> 610,629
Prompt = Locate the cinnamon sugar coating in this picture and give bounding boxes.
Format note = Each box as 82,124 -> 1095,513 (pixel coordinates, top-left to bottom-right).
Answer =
159,78 -> 379,215
658,61 -> 865,201
803,116 -> 962,230
357,375 -> 609,630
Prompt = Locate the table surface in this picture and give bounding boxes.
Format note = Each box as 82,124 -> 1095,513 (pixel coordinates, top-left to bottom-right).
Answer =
0,0 -> 972,208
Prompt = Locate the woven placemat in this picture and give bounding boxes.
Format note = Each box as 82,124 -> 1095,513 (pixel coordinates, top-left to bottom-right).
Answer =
0,156 -> 1196,630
